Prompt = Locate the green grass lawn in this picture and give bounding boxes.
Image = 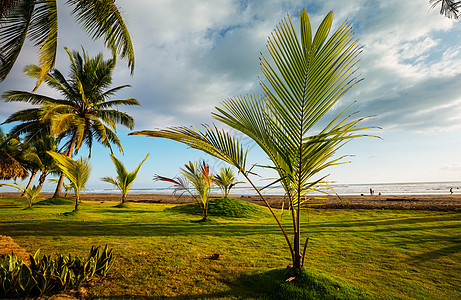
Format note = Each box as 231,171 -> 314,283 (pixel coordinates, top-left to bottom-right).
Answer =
1,196 -> 460,299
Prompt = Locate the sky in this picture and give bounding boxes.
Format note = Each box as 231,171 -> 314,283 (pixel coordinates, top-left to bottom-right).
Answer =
1,0 -> 461,192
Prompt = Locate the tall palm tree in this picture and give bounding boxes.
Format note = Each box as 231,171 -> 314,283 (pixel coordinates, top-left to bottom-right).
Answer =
2,47 -> 140,197
101,154 -> 149,204
47,151 -> 91,211
214,166 -> 240,198
132,9 -> 373,271
0,0 -> 134,90
430,0 -> 461,19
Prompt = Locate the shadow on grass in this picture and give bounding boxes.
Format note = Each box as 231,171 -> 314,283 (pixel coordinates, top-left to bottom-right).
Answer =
408,239 -> 461,262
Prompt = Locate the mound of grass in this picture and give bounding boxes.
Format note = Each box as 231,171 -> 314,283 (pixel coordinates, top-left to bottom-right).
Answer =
36,197 -> 74,206
278,268 -> 366,299
113,202 -> 129,208
170,197 -> 265,218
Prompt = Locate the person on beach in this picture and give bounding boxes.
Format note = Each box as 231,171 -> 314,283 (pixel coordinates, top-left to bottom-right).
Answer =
450,188 -> 453,194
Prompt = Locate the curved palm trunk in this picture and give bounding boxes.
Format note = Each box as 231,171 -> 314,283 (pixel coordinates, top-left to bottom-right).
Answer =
52,132 -> 77,198
121,193 -> 126,203
21,169 -> 38,196
75,194 -> 79,211
37,172 -> 47,190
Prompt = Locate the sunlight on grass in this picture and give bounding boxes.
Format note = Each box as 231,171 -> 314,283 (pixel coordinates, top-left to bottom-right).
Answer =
0,196 -> 459,299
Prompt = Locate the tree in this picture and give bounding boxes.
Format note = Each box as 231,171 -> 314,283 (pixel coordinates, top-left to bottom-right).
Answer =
0,182 -> 41,208
101,154 -> 149,204
22,135 -> 59,190
214,166 -> 241,198
47,151 -> 91,211
131,9 -> 372,271
2,47 -> 140,198
0,0 -> 135,90
430,0 -> 461,19
155,161 -> 214,221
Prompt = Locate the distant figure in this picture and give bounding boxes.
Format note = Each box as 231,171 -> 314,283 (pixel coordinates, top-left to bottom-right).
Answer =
370,188 -> 374,195
378,192 -> 382,196
450,188 -> 453,195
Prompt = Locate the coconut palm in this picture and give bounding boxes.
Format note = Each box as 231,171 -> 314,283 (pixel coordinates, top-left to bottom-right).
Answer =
101,154 -> 149,204
22,135 -> 59,190
156,161 -> 214,221
132,9 -> 373,271
430,0 -> 461,19
214,166 -> 241,198
0,0 -> 134,90
47,151 -> 91,211
2,47 -> 140,198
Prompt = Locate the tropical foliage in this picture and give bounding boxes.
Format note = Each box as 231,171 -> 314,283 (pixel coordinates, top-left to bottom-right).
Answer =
156,161 -> 215,221
430,0 -> 460,19
0,245 -> 114,298
0,0 -> 134,90
131,9 -> 372,270
2,47 -> 140,197
101,154 -> 150,203
214,166 -> 241,198
47,151 -> 91,211
0,182 -> 41,207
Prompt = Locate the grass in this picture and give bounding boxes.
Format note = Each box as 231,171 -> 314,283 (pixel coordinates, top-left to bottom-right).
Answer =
0,195 -> 460,299
169,197 -> 266,218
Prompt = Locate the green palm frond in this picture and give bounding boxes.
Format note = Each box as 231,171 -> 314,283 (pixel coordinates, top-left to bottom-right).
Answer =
28,0 -> 58,91
67,0 -> 135,74
47,150 -> 91,209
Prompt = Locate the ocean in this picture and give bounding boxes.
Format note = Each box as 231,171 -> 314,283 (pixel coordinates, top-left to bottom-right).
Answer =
81,181 -> 461,196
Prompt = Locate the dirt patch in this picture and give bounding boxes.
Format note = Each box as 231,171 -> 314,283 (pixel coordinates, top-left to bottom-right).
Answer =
0,235 -> 30,264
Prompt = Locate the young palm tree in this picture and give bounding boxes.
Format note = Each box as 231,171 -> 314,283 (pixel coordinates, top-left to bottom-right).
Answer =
214,166 -> 240,198
430,0 -> 460,19
132,9 -> 373,271
0,0 -> 134,90
156,161 -> 214,221
2,47 -> 140,198
101,154 -> 149,203
47,151 -> 91,211
0,181 -> 41,208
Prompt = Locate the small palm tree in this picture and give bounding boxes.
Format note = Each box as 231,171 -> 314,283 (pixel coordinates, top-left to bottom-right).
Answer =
0,182 -> 41,208
47,151 -> 91,211
101,154 -> 150,204
214,166 -> 241,198
156,161 -> 214,221
132,9 -> 372,271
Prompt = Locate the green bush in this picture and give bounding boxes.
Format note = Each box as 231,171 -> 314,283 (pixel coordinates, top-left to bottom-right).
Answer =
170,197 -> 265,218
0,245 -> 114,298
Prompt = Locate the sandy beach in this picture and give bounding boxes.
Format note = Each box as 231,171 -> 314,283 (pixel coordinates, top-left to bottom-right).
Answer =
2,192 -> 460,211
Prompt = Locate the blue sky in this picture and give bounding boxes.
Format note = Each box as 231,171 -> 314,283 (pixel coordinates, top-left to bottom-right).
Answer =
1,0 -> 461,192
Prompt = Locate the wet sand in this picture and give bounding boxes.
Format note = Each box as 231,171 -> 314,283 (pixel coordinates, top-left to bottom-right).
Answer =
2,192 -> 461,211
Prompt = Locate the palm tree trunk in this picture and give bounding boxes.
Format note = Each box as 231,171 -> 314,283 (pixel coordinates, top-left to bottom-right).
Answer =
37,172 -> 47,190
21,169 -> 38,196
52,132 -> 77,198
122,193 -> 126,203
75,194 -> 79,211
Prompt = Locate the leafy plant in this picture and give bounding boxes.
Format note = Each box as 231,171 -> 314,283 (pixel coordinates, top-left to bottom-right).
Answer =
0,182 -> 41,208
101,154 -> 150,203
0,245 -> 114,298
131,9 -> 372,271
47,151 -> 91,211
156,161 -> 214,221
214,166 -> 241,198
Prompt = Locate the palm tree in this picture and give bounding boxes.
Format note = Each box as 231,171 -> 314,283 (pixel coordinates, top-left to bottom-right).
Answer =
214,166 -> 240,198
156,161 -> 214,221
131,9 -> 372,271
0,0 -> 134,90
0,182 -> 41,207
101,154 -> 149,204
47,151 -> 91,211
22,135 -> 59,190
2,47 -> 140,198
430,0 -> 461,19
